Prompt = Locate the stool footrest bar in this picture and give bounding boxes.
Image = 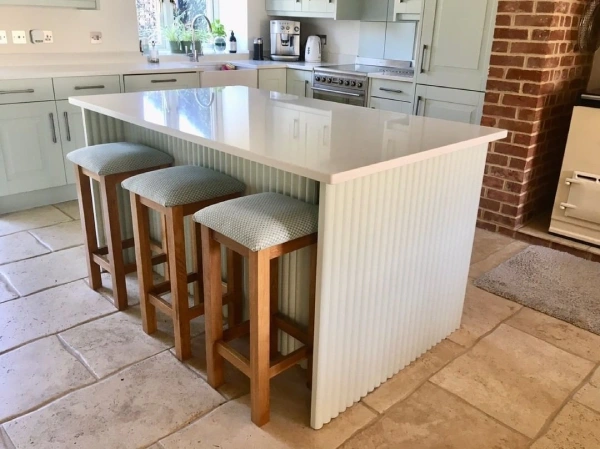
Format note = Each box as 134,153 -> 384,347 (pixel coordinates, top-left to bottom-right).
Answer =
269,347 -> 307,378
223,321 -> 251,342
273,313 -> 309,345
216,342 -> 251,377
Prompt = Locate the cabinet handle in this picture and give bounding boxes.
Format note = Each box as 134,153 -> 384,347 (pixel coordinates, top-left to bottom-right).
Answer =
49,113 -> 57,143
0,88 -> 35,95
74,85 -> 105,90
323,125 -> 329,146
150,79 -> 178,83
416,96 -> 423,115
63,111 -> 71,142
420,44 -> 428,73
379,87 -> 404,94
293,118 -> 299,138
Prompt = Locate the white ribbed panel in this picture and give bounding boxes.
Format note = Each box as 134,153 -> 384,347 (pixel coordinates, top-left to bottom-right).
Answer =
310,144 -> 488,429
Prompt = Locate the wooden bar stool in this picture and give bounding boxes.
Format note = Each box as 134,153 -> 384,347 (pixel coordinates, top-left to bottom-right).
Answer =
67,142 -> 174,310
122,165 -> 246,360
194,192 -> 318,426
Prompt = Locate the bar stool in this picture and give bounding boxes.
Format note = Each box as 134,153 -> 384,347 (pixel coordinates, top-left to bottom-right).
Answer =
122,165 -> 246,360
67,142 -> 174,310
194,192 -> 319,426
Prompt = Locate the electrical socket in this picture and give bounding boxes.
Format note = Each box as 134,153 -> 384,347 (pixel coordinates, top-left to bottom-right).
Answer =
0,31 -> 7,45
12,30 -> 27,44
317,34 -> 327,45
43,31 -> 53,43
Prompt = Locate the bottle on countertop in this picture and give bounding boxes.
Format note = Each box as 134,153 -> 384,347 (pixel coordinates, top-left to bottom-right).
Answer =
253,37 -> 264,61
229,31 -> 237,53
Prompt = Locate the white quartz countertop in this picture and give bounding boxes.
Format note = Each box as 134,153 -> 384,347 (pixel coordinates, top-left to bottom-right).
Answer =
70,86 -> 506,184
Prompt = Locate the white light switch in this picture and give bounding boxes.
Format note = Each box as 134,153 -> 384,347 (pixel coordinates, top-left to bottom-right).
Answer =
12,30 -> 27,44
0,31 -> 7,45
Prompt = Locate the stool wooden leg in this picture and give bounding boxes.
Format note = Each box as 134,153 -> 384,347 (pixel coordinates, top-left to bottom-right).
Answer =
74,166 -> 102,290
308,244 -> 318,387
130,193 -> 157,334
201,225 -> 225,388
192,221 -> 203,307
269,258 -> 279,359
249,249 -> 271,427
166,206 -> 192,360
100,175 -> 128,310
161,214 -> 170,283
227,249 -> 243,328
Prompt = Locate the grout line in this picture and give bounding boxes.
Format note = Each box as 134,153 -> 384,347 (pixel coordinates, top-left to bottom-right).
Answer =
359,401 -> 380,416
52,203 -> 80,221
0,215 -> 74,239
56,333 -> 100,380
27,230 -> 54,252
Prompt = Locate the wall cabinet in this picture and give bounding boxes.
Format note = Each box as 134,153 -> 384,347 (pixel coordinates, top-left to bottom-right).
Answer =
266,0 -> 361,19
286,69 -> 313,98
416,0 -> 496,92
0,102 -> 66,196
393,0 -> 422,15
0,0 -> 96,8
414,85 -> 484,125
56,101 -> 86,185
258,69 -> 288,93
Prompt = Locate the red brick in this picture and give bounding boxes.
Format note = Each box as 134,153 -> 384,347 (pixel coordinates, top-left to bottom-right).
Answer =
502,94 -> 543,108
482,175 -> 505,189
486,152 -> 510,166
509,157 -> 531,170
501,203 -> 519,216
517,108 -> 543,121
523,82 -> 555,95
488,166 -> 526,182
492,41 -> 510,53
480,198 -> 502,212
505,181 -> 524,193
570,2 -> 584,14
514,15 -> 560,27
494,143 -> 531,158
536,1 -> 570,13
531,29 -> 565,41
488,67 -> 505,79
560,55 -> 575,67
483,104 -> 517,119
484,92 -> 501,104
496,14 -> 512,26
494,28 -> 529,40
498,119 -> 538,134
511,42 -> 555,55
498,1 -> 534,12
481,116 -> 498,127
487,80 -> 522,93
483,211 -> 518,228
506,68 -> 550,82
489,55 -> 525,67
565,16 -> 572,27
487,189 -> 521,205
476,220 -> 499,232
526,56 -> 560,68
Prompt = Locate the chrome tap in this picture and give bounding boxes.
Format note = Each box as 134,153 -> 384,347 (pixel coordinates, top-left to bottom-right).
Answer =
188,14 -> 213,61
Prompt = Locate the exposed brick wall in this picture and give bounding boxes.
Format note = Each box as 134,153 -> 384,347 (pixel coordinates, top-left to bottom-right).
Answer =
478,0 -> 594,232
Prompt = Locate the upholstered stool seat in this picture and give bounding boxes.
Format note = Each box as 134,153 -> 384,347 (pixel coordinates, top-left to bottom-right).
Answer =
122,165 -> 246,208
195,192 -> 318,426
123,165 -> 246,361
67,142 -> 174,176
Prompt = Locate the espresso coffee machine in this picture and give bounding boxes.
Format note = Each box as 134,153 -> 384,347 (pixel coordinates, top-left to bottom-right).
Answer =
270,20 -> 301,61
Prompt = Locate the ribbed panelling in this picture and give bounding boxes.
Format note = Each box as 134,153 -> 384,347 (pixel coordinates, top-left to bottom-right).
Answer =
310,144 -> 488,429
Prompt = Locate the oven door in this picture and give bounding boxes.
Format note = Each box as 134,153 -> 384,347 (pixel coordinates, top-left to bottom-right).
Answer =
312,87 -> 366,107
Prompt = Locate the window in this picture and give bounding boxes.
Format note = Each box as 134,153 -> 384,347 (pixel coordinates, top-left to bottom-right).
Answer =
136,0 -> 217,52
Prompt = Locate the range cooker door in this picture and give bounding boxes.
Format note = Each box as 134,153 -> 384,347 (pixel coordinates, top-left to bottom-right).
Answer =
311,87 -> 365,107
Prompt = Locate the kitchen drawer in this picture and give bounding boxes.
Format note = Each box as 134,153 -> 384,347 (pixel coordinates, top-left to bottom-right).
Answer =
0,78 -> 55,105
123,72 -> 200,93
370,78 -> 414,102
369,97 -> 412,114
53,75 -> 121,100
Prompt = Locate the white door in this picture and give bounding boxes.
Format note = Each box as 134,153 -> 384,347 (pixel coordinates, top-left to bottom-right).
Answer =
258,69 -> 288,93
56,100 -> 86,185
286,70 -> 313,98
266,105 -> 302,160
266,0 -> 302,11
417,0 -> 496,91
302,111 -> 331,163
414,85 -> 484,124
0,101 -> 66,196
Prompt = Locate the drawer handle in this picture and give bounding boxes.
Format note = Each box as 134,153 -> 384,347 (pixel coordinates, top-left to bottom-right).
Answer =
63,111 -> 71,142
416,96 -> 423,115
379,87 -> 404,94
0,88 -> 35,95
420,44 -> 428,73
74,85 -> 105,90
49,113 -> 57,144
150,79 -> 178,83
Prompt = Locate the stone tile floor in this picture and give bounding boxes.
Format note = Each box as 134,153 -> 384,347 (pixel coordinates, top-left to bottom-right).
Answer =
0,202 -> 599,449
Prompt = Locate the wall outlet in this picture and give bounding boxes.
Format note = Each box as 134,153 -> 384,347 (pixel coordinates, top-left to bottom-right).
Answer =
43,30 -> 53,43
317,34 -> 327,46
90,31 -> 102,44
0,31 -> 7,45
12,30 -> 27,44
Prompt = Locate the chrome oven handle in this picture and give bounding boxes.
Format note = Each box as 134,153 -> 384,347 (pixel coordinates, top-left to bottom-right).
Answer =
311,86 -> 364,97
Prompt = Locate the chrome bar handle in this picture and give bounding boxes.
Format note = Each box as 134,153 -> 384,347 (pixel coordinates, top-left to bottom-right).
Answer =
150,79 -> 178,83
49,113 -> 57,143
0,88 -> 35,95
63,111 -> 71,142
379,87 -> 404,94
420,44 -> 428,73
74,85 -> 105,90
311,86 -> 364,97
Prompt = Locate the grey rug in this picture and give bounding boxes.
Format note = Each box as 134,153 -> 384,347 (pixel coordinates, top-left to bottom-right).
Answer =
474,245 -> 600,335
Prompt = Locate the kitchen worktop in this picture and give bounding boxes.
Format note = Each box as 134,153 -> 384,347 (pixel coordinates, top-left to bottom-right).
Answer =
70,86 -> 505,184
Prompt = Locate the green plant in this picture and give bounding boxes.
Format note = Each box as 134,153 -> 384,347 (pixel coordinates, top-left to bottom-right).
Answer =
211,19 -> 226,38
163,21 -> 183,42
181,27 -> 211,42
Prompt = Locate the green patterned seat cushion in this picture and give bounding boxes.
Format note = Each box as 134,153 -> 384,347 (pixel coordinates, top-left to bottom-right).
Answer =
193,192 -> 318,252
66,142 -> 173,176
122,165 -> 246,207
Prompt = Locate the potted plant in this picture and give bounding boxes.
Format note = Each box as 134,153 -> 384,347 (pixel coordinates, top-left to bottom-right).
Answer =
163,22 -> 183,53
212,19 -> 227,53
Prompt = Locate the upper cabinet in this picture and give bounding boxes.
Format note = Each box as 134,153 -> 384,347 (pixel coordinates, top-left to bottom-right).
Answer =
391,0 -> 422,19
0,0 -> 96,8
360,0 -> 390,21
266,0 -> 361,19
416,0 -> 496,91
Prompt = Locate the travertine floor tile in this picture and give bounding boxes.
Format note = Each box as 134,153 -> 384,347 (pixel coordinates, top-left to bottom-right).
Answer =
449,284 -> 521,347
431,324 -> 594,438
95,272 -> 151,307
362,340 -> 463,413
471,229 -> 515,264
343,382 -> 529,449
4,352 -> 224,449
0,280 -> 17,304
0,246 -> 87,296
59,312 -> 171,378
161,367 -> 375,449
0,337 -> 95,422
0,280 -> 115,353
53,201 -> 80,220
29,220 -> 83,251
0,206 -> 71,236
0,427 -> 14,449
0,232 -> 49,265
531,401 -> 600,448
507,308 -> 600,362
574,367 -> 600,413
469,241 -> 529,278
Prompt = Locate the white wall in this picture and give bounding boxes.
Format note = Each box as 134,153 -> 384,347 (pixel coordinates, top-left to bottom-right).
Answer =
302,18 -> 360,63
0,0 -> 140,54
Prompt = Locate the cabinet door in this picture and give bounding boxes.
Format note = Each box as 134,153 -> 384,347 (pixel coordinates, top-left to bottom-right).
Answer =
361,0 -> 389,21
56,100 -> 86,185
302,0 -> 330,12
302,111 -> 331,162
393,0 -> 422,15
286,70 -> 312,98
0,102 -> 66,196
266,0 -> 302,11
258,69 -> 288,93
369,97 -> 412,114
417,0 -> 496,91
414,85 -> 484,124
267,105 -> 303,158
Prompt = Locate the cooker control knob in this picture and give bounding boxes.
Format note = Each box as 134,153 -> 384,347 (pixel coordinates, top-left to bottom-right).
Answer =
357,82 -> 363,88
338,79 -> 344,85
344,80 -> 350,86
281,26 -> 285,30
294,26 -> 300,32
327,78 -> 332,83
315,76 -> 321,82
351,81 -> 357,87
286,26 -> 290,30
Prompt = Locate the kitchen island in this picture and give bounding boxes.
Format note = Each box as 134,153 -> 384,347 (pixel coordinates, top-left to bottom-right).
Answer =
70,87 -> 506,429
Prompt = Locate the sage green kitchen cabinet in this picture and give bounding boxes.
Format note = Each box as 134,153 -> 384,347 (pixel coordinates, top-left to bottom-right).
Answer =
266,0 -> 302,13
417,0 -> 496,91
267,0 -> 361,19
56,101 -> 86,185
360,0 -> 389,21
414,85 -> 484,124
370,97 -> 413,114
0,0 -> 96,8
259,69 -> 287,93
286,69 -> 313,98
123,72 -> 200,93
0,102 -> 66,196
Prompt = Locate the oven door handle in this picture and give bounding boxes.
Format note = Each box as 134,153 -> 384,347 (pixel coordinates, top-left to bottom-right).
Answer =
311,86 -> 364,97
